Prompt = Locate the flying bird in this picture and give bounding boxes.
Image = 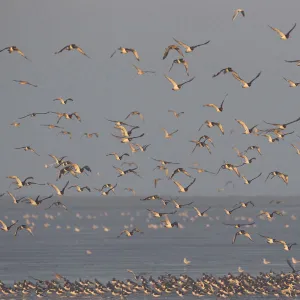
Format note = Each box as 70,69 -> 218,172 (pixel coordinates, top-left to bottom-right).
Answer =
132,64 -> 155,75
265,171 -> 288,185
162,128 -> 179,139
173,178 -> 196,193
203,94 -> 228,112
232,230 -> 253,244
110,47 -> 140,61
232,71 -> 262,88
53,97 -> 73,104
163,44 -> 184,60
19,112 -> 52,119
164,75 -> 195,91
193,206 -> 211,217
0,219 -> 18,232
283,77 -> 300,87
13,80 -> 37,87
284,59 -> 300,66
14,225 -> 34,236
173,38 -> 210,53
0,46 -> 31,60
125,111 -> 144,122
212,67 -> 235,78
14,146 -> 40,156
232,9 -> 245,21
241,173 -> 262,184
168,110 -> 184,118
169,58 -> 189,76
269,23 -> 296,40
47,181 -> 69,196
55,44 -> 91,58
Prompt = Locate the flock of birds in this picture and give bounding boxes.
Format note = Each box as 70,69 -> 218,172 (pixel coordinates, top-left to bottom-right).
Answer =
1,7 -> 300,299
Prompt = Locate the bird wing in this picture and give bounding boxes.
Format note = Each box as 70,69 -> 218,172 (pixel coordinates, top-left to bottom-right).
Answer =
173,38 -> 189,50
163,46 -> 171,59
132,50 -> 140,61
110,50 -> 117,58
164,215 -> 171,226
192,41 -> 210,49
217,123 -> 224,134
179,76 -> 195,87
193,206 -> 201,215
173,180 -> 184,192
212,69 -> 226,78
0,220 -> 7,230
269,26 -> 286,38
232,72 -> 247,85
249,71 -> 262,85
236,119 -> 249,133
76,47 -> 90,58
55,45 -> 68,54
48,183 -> 61,195
164,75 -> 178,88
232,232 -> 238,244
232,10 -> 239,21
286,23 -> 297,36
186,178 -> 196,189
0,47 -> 9,52
203,104 -> 218,111
169,61 -> 176,72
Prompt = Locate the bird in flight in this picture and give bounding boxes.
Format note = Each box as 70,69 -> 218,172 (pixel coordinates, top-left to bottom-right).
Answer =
173,38 -> 210,53
235,119 -> 259,135
212,67 -> 235,78
47,181 -> 69,196
18,112 -> 52,119
263,117 -> 300,129
193,206 -> 211,217
14,146 -> 40,156
232,9 -> 245,21
269,23 -> 296,40
162,44 -> 184,60
284,59 -> 300,66
232,230 -> 253,244
53,97 -> 73,104
0,219 -> 18,232
162,128 -> 179,139
283,77 -> 300,87
173,178 -> 196,193
14,225 -> 34,236
117,227 -> 143,238
169,58 -> 189,76
55,44 -> 91,58
164,75 -> 195,91
232,71 -> 262,88
125,111 -> 144,122
132,64 -> 155,75
0,46 -> 31,60
106,152 -> 129,161
168,110 -> 184,118
265,171 -> 288,185
203,94 -> 228,112
13,80 -> 37,87
199,120 -> 224,135
110,47 -> 140,61
241,173 -> 262,185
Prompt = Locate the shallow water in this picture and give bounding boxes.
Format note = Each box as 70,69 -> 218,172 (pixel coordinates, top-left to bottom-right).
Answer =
0,195 -> 299,299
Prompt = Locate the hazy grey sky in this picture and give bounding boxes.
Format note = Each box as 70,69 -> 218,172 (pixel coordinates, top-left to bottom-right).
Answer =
2,1 -> 300,197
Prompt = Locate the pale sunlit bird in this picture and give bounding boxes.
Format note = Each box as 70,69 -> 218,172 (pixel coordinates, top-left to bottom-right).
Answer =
232,9 -> 245,21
